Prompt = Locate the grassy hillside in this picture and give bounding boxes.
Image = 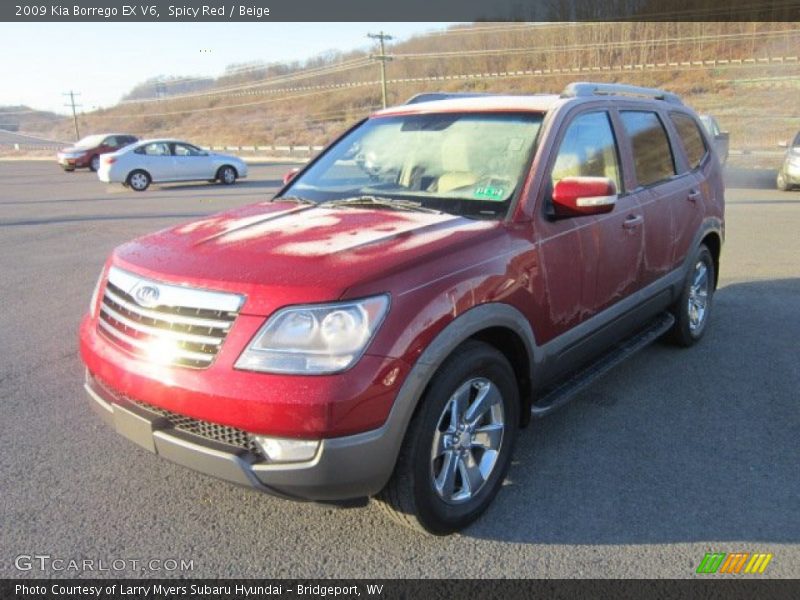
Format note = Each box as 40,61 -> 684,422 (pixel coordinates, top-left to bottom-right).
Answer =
24,22 -> 800,150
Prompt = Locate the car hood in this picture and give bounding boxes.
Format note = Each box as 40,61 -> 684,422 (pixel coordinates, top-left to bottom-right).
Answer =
111,201 -> 500,315
59,146 -> 84,153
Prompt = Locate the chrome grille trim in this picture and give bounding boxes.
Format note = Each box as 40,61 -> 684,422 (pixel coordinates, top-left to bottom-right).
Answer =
103,287 -> 235,330
108,266 -> 243,313
97,318 -> 218,364
99,303 -> 224,346
97,266 -> 244,369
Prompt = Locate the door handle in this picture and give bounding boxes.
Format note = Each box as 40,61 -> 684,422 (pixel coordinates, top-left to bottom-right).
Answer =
687,189 -> 702,203
622,214 -> 643,229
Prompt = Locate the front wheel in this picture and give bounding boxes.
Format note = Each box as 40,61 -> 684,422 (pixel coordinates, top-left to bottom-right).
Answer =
667,244 -> 715,347
376,341 -> 519,535
218,165 -> 237,185
89,155 -> 100,172
776,171 -> 790,191
127,170 -> 151,192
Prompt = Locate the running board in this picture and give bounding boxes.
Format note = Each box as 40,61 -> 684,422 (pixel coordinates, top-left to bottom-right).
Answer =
530,312 -> 675,418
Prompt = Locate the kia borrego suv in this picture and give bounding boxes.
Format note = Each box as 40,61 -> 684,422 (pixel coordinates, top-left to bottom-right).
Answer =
79,83 -> 725,534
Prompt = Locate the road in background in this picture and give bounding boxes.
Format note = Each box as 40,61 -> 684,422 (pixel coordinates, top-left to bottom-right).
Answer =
0,161 -> 797,578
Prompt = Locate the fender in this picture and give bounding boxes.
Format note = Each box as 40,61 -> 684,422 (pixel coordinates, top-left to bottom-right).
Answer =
343,302 -> 540,495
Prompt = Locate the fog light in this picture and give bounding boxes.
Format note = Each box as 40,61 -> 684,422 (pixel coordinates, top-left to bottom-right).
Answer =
254,436 -> 320,463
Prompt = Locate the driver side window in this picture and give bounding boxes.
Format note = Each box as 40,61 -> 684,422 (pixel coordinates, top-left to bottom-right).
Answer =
551,111 -> 622,192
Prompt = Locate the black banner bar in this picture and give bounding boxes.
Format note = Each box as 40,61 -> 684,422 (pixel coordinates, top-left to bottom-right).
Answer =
3,580 -> 800,600
2,0 -> 800,22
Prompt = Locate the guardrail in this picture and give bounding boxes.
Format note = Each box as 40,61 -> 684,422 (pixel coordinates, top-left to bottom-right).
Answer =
0,142 -> 785,157
0,142 -> 326,155
203,144 -> 325,155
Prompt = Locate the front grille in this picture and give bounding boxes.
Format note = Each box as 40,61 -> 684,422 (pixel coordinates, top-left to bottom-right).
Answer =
97,267 -> 242,369
130,398 -> 265,460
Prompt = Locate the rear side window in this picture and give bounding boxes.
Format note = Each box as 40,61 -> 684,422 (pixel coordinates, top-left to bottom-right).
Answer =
671,113 -> 707,169
141,142 -> 171,156
620,111 -> 676,187
551,111 -> 622,192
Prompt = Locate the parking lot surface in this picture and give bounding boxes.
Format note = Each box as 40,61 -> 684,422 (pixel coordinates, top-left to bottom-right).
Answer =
0,161 -> 798,578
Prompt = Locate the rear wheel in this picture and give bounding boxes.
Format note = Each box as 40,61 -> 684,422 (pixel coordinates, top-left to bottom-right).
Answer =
89,155 -> 100,172
218,165 -> 237,185
376,341 -> 519,535
127,170 -> 151,192
668,244 -> 715,347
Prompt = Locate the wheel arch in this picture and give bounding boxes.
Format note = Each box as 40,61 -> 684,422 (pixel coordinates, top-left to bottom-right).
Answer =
127,168 -> 151,182
217,163 -> 238,178
700,230 -> 722,289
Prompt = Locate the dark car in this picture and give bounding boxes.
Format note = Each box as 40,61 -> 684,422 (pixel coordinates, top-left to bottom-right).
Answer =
57,133 -> 138,172
80,82 -> 724,534
777,131 -> 800,191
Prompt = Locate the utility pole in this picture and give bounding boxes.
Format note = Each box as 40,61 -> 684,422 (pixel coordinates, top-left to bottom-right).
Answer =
63,91 -> 81,141
368,31 -> 393,109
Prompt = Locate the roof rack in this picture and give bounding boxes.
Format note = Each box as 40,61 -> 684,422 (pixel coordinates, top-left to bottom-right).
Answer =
561,82 -> 682,105
404,92 -> 495,105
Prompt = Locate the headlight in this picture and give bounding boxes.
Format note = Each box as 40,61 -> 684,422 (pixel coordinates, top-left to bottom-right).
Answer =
235,295 -> 389,374
89,270 -> 105,318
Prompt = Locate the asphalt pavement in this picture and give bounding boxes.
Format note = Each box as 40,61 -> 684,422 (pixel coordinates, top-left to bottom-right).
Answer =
0,161 -> 797,578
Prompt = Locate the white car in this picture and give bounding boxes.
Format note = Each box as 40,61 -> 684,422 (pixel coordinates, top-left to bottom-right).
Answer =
97,139 -> 248,191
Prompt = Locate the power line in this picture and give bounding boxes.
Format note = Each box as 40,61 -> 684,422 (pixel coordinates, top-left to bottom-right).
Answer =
63,91 -> 81,140
118,57 -> 373,105
368,31 -> 393,109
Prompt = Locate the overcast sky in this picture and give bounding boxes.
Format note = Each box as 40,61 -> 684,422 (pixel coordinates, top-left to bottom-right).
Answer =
0,22 -> 456,114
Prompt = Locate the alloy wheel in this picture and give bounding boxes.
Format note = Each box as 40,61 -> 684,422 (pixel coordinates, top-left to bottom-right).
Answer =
430,377 -> 505,504
688,260 -> 709,332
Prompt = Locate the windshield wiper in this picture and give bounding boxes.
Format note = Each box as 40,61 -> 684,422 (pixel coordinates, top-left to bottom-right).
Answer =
272,195 -> 317,205
323,195 -> 442,214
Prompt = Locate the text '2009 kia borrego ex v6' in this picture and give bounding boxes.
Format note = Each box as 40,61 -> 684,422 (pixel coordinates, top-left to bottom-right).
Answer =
79,83 -> 725,535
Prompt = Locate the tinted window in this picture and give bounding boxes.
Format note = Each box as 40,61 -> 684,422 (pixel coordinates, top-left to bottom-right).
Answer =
620,111 -> 676,187
551,111 -> 621,192
670,113 -> 707,169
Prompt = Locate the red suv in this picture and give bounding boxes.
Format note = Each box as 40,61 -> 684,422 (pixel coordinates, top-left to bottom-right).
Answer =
57,133 -> 138,172
79,83 -> 724,534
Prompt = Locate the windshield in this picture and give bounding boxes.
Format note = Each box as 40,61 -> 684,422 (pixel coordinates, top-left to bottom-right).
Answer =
281,112 -> 543,219
74,134 -> 106,149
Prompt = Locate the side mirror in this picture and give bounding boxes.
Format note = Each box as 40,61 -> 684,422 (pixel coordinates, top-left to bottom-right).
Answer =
778,140 -> 788,148
283,167 -> 300,185
552,177 -> 617,217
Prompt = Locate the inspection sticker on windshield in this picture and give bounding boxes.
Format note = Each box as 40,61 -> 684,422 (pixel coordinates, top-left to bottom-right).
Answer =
473,186 -> 505,201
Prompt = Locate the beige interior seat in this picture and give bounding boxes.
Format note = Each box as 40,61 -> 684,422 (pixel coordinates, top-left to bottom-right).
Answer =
434,134 -> 478,193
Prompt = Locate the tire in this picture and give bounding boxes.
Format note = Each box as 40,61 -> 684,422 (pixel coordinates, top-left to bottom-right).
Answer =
667,244 -> 715,347
776,171 -> 789,192
376,341 -> 519,535
126,170 -> 151,192
89,155 -> 100,172
218,165 -> 237,185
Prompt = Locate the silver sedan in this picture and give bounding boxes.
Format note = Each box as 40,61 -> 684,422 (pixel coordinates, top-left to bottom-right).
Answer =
97,139 -> 248,191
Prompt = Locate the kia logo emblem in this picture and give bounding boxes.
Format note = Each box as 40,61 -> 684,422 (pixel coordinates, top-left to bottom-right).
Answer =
134,285 -> 160,307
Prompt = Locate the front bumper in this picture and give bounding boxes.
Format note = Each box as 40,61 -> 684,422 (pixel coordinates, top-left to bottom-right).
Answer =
58,154 -> 88,168
85,371 -> 399,500
784,163 -> 800,184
